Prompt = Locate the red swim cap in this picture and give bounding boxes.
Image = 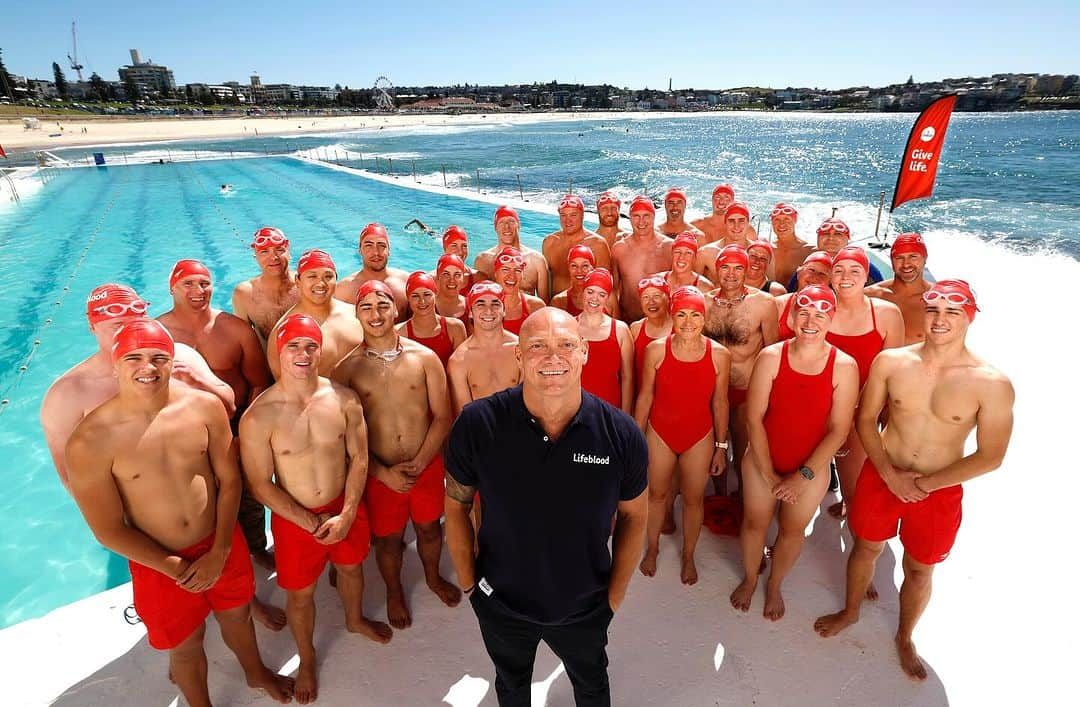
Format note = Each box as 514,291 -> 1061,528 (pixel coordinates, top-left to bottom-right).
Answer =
664,187 -> 688,204
493,205 -> 519,227
817,218 -> 850,238
436,253 -> 466,274
596,192 -> 621,209
583,268 -> 613,295
251,226 -> 288,250
112,319 -> 174,363
637,275 -> 670,299
406,271 -> 437,296
442,225 -> 468,248
672,232 -> 699,254
356,279 -> 395,304
832,245 -> 870,272
724,202 -> 750,221
770,203 -> 798,219
924,278 -> 979,321
276,313 -> 323,353
715,244 -> 750,270
801,250 -> 834,270
795,285 -> 837,315
670,286 -> 706,315
169,259 -> 211,290
297,249 -> 336,275
891,232 -> 928,259
558,194 -> 584,212
466,282 -> 505,312
747,239 -> 774,258
494,246 -> 525,270
567,244 -> 596,266
360,223 -> 389,244
629,195 -> 656,215
713,183 -> 735,199
87,284 -> 149,325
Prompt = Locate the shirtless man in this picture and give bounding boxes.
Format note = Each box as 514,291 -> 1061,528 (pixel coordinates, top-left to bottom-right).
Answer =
866,233 -> 934,344
768,204 -> 813,287
447,282 -> 521,416
491,247 -> 545,336
745,240 -> 788,296
441,225 -> 483,292
268,249 -> 366,378
66,320 -> 294,707
704,245 -> 779,493
815,279 -> 1014,681
611,195 -> 674,322
158,259 -> 275,572
664,232 -> 714,292
396,271 -> 467,368
335,223 -> 410,321
332,281 -> 461,629
241,314 -> 393,703
692,184 -> 758,245
696,202 -> 754,282
542,194 -> 612,293
657,188 -> 705,242
593,191 -> 630,248
434,253 -> 468,320
474,205 -> 550,301
231,226 -> 300,342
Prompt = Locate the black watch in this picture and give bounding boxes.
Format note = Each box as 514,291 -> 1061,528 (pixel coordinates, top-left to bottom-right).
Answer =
799,465 -> 815,481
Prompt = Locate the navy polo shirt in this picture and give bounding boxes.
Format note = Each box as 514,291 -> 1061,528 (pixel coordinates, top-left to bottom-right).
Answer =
446,385 -> 648,625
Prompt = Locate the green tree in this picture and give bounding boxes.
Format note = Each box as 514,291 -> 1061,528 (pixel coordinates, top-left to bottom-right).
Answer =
0,48 -> 16,100
52,62 -> 69,99
89,72 -> 108,101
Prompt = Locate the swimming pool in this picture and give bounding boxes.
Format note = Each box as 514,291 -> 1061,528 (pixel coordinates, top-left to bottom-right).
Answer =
0,156 -> 561,628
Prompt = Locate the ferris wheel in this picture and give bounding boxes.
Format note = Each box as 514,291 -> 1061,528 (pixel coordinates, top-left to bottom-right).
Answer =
374,76 -> 395,111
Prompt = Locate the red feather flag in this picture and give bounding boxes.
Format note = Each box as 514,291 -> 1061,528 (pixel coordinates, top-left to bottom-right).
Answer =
890,95 -> 957,212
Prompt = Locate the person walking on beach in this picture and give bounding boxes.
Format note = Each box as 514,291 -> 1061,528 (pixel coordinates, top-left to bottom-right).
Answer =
447,282 -> 521,416
336,223 -> 411,320
730,286 -> 859,620
866,233 -> 934,344
475,205 -> 551,301
241,314 -> 392,704
636,287 -> 731,584
397,271 -> 466,368
332,281 -> 461,629
232,227 -> 299,343
815,279 -> 1014,681
445,307 -> 648,706
543,194 -> 612,293
267,249 -> 366,378
610,196 -> 674,322
769,203 -> 813,287
65,320 -> 295,707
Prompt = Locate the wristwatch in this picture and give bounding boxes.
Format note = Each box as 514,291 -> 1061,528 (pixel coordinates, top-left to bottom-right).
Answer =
799,465 -> 815,481
715,441 -> 729,450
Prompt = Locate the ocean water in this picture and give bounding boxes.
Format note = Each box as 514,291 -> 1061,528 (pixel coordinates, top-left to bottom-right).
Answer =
0,112 -> 1076,630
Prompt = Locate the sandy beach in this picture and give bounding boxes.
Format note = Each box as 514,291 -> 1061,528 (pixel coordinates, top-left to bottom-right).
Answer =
0,110 -> 683,153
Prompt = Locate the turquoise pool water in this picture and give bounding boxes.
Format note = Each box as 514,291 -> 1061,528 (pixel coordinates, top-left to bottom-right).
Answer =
0,156 -> 560,628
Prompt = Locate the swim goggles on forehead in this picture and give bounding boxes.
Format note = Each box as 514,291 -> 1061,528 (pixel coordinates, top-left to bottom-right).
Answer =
795,293 -> 835,313
771,205 -> 797,217
922,290 -> 976,307
252,234 -> 288,249
94,300 -> 150,317
819,222 -> 850,235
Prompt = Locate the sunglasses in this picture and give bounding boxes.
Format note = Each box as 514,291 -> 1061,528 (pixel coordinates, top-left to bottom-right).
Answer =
94,300 -> 150,317
771,205 -> 797,217
252,235 -> 288,249
795,293 -> 835,313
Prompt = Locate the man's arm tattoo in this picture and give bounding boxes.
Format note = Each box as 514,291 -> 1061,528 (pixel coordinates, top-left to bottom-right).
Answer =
445,475 -> 476,506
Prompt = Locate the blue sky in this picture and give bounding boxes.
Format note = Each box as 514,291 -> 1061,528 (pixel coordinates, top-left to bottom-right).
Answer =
3,1 -> 1077,90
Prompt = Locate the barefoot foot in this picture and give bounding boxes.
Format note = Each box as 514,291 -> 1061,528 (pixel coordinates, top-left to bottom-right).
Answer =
827,501 -> 847,519
246,667 -> 295,704
386,593 -> 412,629
639,547 -> 658,577
252,597 -> 287,632
295,662 -> 318,704
680,556 -> 698,586
427,576 -> 462,607
763,585 -> 785,621
895,636 -> 928,680
252,549 -> 276,571
814,610 -> 859,637
346,616 -> 394,644
729,577 -> 757,612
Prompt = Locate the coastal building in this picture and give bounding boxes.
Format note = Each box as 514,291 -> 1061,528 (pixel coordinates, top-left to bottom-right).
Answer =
118,49 -> 176,97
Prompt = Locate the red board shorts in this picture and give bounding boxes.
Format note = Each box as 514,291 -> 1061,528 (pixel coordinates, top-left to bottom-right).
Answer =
272,493 -> 371,591
848,458 -> 964,565
365,455 -> 445,537
728,386 -> 748,409
130,524 -> 255,650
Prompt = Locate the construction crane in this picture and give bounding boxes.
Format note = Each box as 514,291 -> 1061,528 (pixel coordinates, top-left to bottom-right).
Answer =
67,21 -> 84,82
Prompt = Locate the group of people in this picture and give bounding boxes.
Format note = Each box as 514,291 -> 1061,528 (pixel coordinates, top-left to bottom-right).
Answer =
40,184 -> 1014,706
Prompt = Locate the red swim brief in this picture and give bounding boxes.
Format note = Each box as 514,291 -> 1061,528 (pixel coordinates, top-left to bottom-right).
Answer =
728,386 -> 748,409
848,458 -> 963,565
130,524 -> 255,650
272,493 -> 371,591
365,455 -> 445,537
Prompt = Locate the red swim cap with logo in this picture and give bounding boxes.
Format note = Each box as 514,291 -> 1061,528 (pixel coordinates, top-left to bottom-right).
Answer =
670,286 -> 706,315
169,259 -> 211,290
891,232 -> 928,259
297,249 -> 336,275
86,284 -> 149,325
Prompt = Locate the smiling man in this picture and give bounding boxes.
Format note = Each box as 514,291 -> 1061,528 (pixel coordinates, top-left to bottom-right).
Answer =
475,206 -> 551,301
447,282 -> 521,416
335,223 -> 411,321
231,226 -> 300,342
611,195 -> 674,323
445,307 -> 648,706
543,194 -> 612,294
866,233 -> 934,344
657,187 -> 705,242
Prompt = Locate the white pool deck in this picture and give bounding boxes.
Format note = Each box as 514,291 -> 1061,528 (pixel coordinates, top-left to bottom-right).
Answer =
2,157 -> 1077,706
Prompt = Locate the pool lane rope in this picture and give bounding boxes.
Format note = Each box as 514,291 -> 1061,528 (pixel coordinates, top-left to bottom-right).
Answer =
0,168 -> 131,418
